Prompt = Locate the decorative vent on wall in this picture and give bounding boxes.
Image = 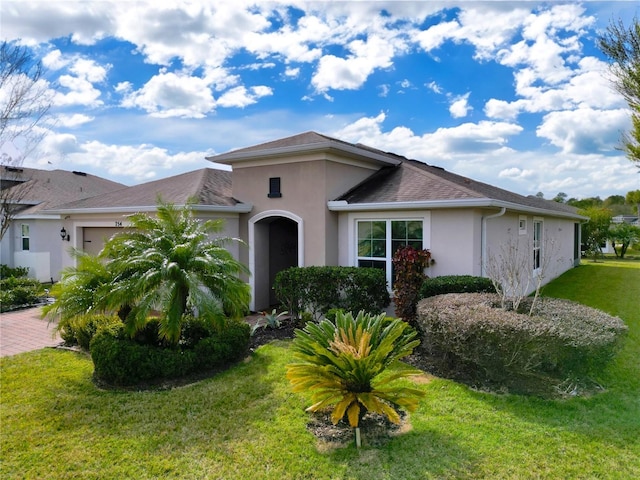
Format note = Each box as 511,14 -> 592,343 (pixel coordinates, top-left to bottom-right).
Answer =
268,177 -> 282,198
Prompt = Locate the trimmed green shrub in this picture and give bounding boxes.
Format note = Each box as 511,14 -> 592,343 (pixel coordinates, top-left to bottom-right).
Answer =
57,314 -> 122,349
274,266 -> 390,319
419,275 -> 495,298
0,276 -> 45,311
90,317 -> 250,386
0,264 -> 29,279
416,293 -> 628,394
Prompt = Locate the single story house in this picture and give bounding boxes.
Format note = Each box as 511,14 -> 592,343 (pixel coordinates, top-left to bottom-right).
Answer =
47,132 -> 586,311
0,166 -> 124,282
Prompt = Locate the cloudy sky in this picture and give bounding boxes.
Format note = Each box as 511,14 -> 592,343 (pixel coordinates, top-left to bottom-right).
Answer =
2,1 -> 639,199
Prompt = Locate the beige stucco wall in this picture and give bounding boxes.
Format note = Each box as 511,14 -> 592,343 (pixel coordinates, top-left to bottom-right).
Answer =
429,209 -> 481,277
336,207 -> 579,295
232,156 -> 378,267
483,212 -> 578,295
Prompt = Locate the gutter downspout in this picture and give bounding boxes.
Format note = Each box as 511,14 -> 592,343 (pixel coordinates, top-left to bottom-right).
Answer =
481,207 -> 507,277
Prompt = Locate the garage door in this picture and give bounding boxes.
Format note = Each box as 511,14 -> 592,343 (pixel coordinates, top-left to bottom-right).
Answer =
82,227 -> 124,256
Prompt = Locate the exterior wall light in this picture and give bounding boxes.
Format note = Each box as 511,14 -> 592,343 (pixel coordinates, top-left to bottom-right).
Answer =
60,227 -> 70,241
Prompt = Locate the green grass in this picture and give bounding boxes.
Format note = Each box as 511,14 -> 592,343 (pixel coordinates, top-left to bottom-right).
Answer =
2,259 -> 639,479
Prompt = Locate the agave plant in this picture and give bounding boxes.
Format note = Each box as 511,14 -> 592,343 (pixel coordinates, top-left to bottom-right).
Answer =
286,310 -> 425,429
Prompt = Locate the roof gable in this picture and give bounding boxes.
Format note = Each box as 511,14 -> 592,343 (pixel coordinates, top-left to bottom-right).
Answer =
208,131 -> 402,168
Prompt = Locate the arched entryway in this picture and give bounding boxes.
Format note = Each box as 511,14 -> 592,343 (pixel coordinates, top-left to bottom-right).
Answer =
248,210 -> 303,311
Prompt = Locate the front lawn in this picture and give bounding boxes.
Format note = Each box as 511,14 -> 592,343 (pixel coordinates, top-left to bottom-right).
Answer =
1,259 -> 639,479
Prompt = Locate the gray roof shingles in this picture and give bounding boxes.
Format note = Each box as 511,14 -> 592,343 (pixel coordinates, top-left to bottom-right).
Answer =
336,159 -> 581,216
2,166 -> 125,215
48,168 -> 236,210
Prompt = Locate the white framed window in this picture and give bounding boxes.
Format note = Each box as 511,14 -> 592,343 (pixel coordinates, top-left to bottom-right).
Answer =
356,219 -> 424,287
21,224 -> 30,251
533,218 -> 543,271
519,215 -> 527,235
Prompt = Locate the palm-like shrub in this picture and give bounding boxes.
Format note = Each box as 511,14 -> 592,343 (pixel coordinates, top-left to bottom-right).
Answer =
100,200 -> 250,344
44,200 -> 250,347
286,311 -> 425,428
43,249 -> 114,321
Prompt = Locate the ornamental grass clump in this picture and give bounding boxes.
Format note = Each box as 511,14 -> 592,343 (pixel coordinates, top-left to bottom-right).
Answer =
286,311 -> 425,432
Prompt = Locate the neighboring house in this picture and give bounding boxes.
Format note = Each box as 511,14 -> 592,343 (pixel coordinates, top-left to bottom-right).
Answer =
612,215 -> 640,227
0,166 -> 125,282
48,132 -> 587,311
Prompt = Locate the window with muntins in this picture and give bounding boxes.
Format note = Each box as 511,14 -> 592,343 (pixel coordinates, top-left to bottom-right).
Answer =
533,219 -> 542,271
357,219 -> 424,286
268,177 -> 282,198
21,224 -> 30,251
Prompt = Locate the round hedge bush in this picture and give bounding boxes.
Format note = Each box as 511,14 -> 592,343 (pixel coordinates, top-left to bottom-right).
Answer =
90,317 -> 250,386
416,293 -> 628,395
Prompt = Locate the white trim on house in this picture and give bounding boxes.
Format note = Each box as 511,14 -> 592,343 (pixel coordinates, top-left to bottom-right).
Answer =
46,204 -> 253,215
344,210 -> 432,289
328,198 -> 586,220
211,140 -> 402,168
248,209 -> 304,311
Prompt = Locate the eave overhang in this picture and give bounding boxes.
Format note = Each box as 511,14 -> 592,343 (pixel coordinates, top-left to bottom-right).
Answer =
208,140 -> 402,168
44,203 -> 254,215
327,198 -> 588,220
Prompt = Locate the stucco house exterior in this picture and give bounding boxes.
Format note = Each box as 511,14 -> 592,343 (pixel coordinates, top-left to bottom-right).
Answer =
0,166 -> 124,281
48,132 -> 586,311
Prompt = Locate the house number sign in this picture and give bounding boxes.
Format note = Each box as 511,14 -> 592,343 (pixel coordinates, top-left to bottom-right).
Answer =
115,221 -> 122,227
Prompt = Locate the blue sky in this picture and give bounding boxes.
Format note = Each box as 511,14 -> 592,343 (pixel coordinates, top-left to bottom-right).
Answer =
2,1 -> 639,200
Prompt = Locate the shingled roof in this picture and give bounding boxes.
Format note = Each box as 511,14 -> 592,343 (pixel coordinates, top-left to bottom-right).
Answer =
333,159 -> 583,217
2,166 -> 125,215
209,131 -> 402,167
46,168 -> 249,213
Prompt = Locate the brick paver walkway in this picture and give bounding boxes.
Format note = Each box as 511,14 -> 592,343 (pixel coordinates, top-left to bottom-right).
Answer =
0,307 -> 62,357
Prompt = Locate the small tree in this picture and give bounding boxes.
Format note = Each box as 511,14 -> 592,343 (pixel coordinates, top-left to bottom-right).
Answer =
392,246 -> 431,327
579,207 -> 613,262
598,17 -> 640,168
609,222 -> 640,258
485,234 -> 531,311
1,41 -> 53,240
627,189 -> 640,222
485,232 -> 560,314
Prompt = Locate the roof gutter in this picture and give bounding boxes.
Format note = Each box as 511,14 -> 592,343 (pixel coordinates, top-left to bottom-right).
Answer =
327,198 -> 587,220
481,207 -> 507,277
44,203 -> 254,215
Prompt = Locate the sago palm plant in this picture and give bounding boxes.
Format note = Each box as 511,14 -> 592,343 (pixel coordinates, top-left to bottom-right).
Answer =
286,311 -> 425,429
100,199 -> 250,345
43,249 -> 114,322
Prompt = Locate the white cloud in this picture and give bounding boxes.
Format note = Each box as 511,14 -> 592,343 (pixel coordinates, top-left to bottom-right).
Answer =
333,112 -> 522,162
311,34 -> 397,92
56,114 -> 94,127
498,167 -> 534,179
121,72 -> 215,118
284,67 -> 300,78
54,60 -> 107,107
536,108 -> 630,154
426,81 -> 443,94
449,93 -> 471,118
216,85 -> 273,108
36,133 -> 211,181
41,49 -> 68,70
